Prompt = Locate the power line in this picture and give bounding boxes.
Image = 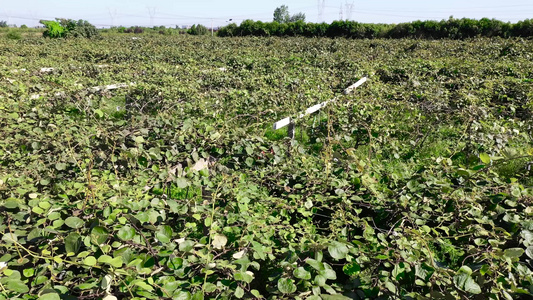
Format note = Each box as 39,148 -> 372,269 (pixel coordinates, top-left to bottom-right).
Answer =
345,1 -> 355,20
108,8 -> 117,27
147,6 -> 156,26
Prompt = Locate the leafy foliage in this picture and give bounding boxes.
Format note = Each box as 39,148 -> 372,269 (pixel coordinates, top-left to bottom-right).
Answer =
6,30 -> 21,40
58,19 -> 99,38
273,5 -> 306,24
40,20 -> 66,38
289,12 -> 306,23
40,19 -> 98,39
219,17 -> 533,38
0,21 -> 8,28
273,5 -> 290,24
0,35 -> 532,299
187,24 -> 209,35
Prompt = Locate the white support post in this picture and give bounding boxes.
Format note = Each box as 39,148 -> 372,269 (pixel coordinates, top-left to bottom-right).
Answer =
272,77 -> 367,139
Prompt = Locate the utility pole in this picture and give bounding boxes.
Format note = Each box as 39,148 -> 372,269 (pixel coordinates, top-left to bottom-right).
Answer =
3,9 -> 11,26
339,4 -> 343,21
317,0 -> 325,22
108,8 -> 117,27
345,1 -> 354,20
147,6 -> 156,27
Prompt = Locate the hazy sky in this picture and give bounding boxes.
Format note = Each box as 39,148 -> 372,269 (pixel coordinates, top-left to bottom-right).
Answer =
2,0 -> 532,28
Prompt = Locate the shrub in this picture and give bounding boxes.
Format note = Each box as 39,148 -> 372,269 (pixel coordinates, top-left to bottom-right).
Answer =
0,20 -> 7,28
133,26 -> 143,34
188,24 -> 209,35
59,19 -> 99,38
6,30 -> 21,40
40,20 -> 66,38
217,18 -> 533,39
40,19 -> 98,38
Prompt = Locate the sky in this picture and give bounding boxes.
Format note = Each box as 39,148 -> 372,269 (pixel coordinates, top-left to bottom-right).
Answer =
1,0 -> 532,28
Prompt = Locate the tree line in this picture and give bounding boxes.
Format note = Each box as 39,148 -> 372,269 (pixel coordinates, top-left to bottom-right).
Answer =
217,18 -> 533,39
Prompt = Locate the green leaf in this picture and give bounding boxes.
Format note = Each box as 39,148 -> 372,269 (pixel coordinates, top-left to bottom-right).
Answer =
48,211 -> 61,220
453,267 -> 481,294
109,257 -> 123,268
293,267 -> 311,279
117,226 -> 136,241
134,280 -> 154,291
39,201 -> 51,209
98,255 -> 113,264
479,153 -> 490,164
23,268 -> 35,277
277,278 -> 296,294
167,257 -> 184,270
323,267 -> 337,280
65,216 -> 84,229
234,271 -> 254,283
156,225 -> 173,243
94,109 -> 104,118
65,232 -> 81,254
314,274 -> 327,286
6,279 -> 29,293
321,296 -> 352,300
38,293 -> 60,300
234,286 -> 244,298
91,226 -> 109,245
415,263 -> 434,281
84,256 -> 97,266
4,199 -> 19,209
174,290 -> 192,300
98,255 -> 123,268
32,206 -> 44,214
385,281 -> 397,293
251,290 -> 262,298
343,262 -> 361,276
55,162 -> 67,171
504,248 -> 524,259
2,232 -> 18,244
328,241 -> 349,260
306,258 -> 325,271
134,136 -> 145,143
245,157 -> 254,167
76,282 -> 98,290
202,282 -> 217,293
179,240 -> 195,252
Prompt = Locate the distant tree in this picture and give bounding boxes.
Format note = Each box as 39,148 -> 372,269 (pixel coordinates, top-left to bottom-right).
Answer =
274,5 -> 306,24
273,5 -> 290,23
40,19 -> 98,38
188,24 -> 208,35
289,12 -> 306,23
40,20 -> 66,38
58,19 -> 99,38
0,20 -> 8,28
217,23 -> 238,37
20,24 -> 28,29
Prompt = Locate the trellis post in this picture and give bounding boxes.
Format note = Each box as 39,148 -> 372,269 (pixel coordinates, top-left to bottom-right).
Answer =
272,77 -> 367,139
